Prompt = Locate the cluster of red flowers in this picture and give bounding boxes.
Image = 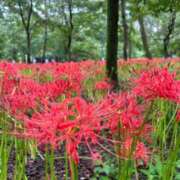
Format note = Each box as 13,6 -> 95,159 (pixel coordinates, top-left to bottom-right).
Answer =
97,92 -> 151,164
95,80 -> 111,91
0,59 -> 179,165
133,68 -> 180,103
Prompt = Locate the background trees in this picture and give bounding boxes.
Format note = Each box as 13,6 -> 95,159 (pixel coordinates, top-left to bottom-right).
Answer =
0,0 -> 179,61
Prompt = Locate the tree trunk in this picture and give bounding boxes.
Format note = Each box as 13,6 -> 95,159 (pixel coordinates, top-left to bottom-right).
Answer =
128,25 -> 132,58
12,48 -> 17,61
138,15 -> 152,59
67,0 -> 73,60
42,0 -> 48,61
121,0 -> 128,61
163,9 -> 176,58
18,0 -> 33,63
128,37 -> 132,59
26,30 -> 31,63
106,0 -> 119,88
62,0 -> 73,60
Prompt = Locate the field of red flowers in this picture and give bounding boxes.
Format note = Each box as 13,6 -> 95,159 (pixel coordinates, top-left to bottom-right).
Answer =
0,58 -> 180,180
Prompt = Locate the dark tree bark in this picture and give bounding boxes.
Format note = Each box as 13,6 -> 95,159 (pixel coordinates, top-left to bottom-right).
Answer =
163,9 -> 176,58
26,29 -> 31,63
67,0 -> 73,60
62,0 -> 73,60
106,0 -> 119,88
128,37 -> 132,59
128,25 -> 132,59
121,0 -> 128,61
18,0 -> 33,63
138,15 -> 152,59
12,48 -> 17,60
42,0 -> 48,61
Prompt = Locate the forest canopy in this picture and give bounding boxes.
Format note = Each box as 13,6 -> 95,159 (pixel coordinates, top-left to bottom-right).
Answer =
0,0 -> 179,62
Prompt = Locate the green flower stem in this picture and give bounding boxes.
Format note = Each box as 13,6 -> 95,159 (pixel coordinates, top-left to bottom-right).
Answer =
65,150 -> 69,180
69,157 -> 78,180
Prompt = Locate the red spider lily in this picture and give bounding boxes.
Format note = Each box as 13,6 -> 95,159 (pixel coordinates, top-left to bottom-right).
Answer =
95,80 -> 111,91
43,79 -> 72,99
176,110 -> 180,122
119,137 -> 149,164
0,64 -> 20,96
1,78 -> 45,117
11,97 -> 103,164
134,142 -> 149,166
1,59 -> 179,167
99,92 -> 144,133
96,92 -> 152,163
133,68 -> 180,103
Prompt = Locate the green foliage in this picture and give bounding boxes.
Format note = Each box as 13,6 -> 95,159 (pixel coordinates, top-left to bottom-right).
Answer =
0,0 -> 179,61
141,155 -> 180,180
91,160 -> 119,179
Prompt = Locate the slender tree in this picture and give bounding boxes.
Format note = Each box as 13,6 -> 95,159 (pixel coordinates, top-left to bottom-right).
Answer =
18,0 -> 33,63
62,0 -> 73,60
163,8 -> 176,58
128,22 -> 133,58
138,15 -> 152,59
121,0 -> 128,60
67,0 -> 73,60
106,0 -> 119,88
42,0 -> 48,61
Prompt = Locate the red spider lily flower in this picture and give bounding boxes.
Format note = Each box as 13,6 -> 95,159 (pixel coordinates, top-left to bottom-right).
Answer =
100,92 -> 144,133
119,137 -> 133,158
98,92 -> 152,164
95,80 -> 111,91
91,152 -> 102,161
1,78 -> 45,117
133,68 -> 180,103
120,137 -> 149,165
43,79 -> 72,99
176,110 -> 180,122
2,59 -> 179,167
11,97 -> 103,164
134,142 -> 149,166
